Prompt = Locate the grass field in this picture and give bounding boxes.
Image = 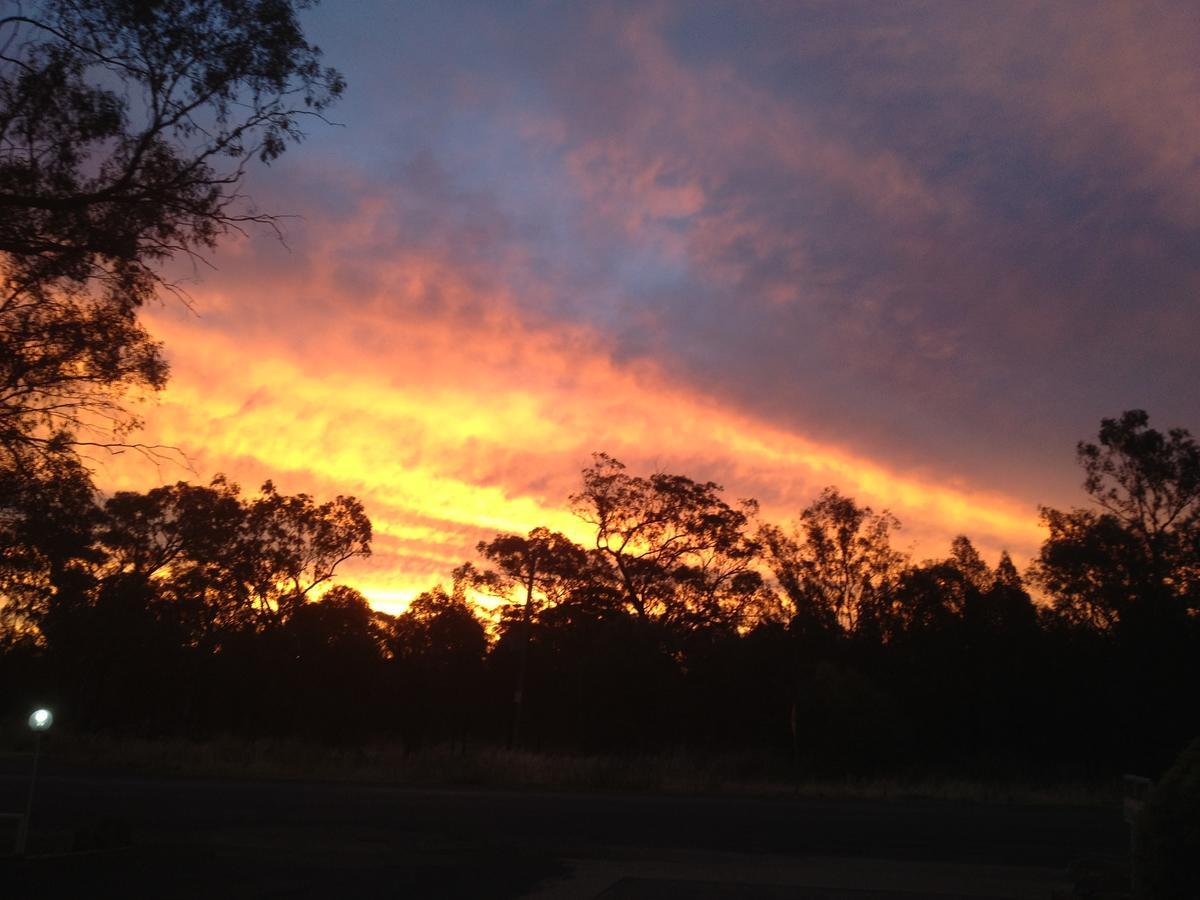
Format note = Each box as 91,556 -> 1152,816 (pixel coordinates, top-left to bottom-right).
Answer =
11,732 -> 1119,808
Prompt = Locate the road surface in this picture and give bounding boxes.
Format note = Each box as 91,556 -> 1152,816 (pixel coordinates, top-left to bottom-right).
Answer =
0,764 -> 1126,898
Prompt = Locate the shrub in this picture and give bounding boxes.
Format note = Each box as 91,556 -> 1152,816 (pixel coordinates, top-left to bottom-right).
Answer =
1135,736 -> 1200,899
793,662 -> 910,773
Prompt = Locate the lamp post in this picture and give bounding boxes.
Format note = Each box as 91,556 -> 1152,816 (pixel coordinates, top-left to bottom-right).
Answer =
16,708 -> 52,857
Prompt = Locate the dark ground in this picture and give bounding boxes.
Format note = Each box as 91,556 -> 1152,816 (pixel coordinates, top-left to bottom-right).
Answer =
0,757 -> 1128,899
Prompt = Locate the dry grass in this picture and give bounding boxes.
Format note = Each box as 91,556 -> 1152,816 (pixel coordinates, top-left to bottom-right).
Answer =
37,733 -> 1118,807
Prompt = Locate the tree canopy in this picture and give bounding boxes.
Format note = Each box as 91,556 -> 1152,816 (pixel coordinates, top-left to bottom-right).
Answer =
2,416 -> 1197,772
1033,409 -> 1200,629
570,452 -> 765,634
761,487 -> 905,636
0,0 -> 343,460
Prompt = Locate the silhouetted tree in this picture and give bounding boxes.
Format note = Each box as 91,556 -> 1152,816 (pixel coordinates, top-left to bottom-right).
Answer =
0,0 -> 343,461
570,453 -> 763,637
1032,411 -> 1200,770
1033,410 -> 1200,630
241,481 -> 372,624
382,578 -> 488,751
476,527 -> 588,747
4,474 -> 373,734
0,444 -> 102,723
891,560 -> 971,637
0,1 -> 346,732
1032,508 -> 1139,630
886,542 -> 1037,761
92,477 -> 371,637
0,443 -> 101,648
514,574 -> 678,751
949,535 -> 991,593
285,586 -> 388,740
762,487 -> 905,637
96,477 -> 251,646
980,551 -> 1038,636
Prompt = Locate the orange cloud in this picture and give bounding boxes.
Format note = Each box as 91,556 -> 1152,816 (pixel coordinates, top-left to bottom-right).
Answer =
93,227 -> 1046,615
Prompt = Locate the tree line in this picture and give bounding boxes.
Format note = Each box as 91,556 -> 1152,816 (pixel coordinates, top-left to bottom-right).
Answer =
2,410 -> 1198,776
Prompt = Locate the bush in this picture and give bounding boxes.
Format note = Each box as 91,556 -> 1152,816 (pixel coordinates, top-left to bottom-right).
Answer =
793,662 -> 910,773
1135,736 -> 1200,899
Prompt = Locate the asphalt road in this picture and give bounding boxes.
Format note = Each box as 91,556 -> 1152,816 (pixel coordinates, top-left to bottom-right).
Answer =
0,765 -> 1127,899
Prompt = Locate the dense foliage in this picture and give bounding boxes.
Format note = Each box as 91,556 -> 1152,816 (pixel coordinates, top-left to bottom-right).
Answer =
1,0 -> 343,460
2,413 -> 1197,779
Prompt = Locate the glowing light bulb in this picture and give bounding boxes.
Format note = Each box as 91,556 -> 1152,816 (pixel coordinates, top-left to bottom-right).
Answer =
28,708 -> 53,731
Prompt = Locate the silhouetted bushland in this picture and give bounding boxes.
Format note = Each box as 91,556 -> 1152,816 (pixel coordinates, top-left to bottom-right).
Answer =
493,595 -> 681,752
381,582 -> 488,752
0,474 -> 375,741
2,411 -> 1198,782
791,661 -> 910,774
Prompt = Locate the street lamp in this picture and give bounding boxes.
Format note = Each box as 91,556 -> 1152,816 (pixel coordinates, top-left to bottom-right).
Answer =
28,709 -> 52,732
16,707 -> 52,856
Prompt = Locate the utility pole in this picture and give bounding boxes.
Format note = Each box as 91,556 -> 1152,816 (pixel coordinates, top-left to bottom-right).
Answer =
16,708 -> 53,857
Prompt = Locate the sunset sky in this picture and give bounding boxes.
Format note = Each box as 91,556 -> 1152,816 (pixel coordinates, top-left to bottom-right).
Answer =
103,1 -> 1200,613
